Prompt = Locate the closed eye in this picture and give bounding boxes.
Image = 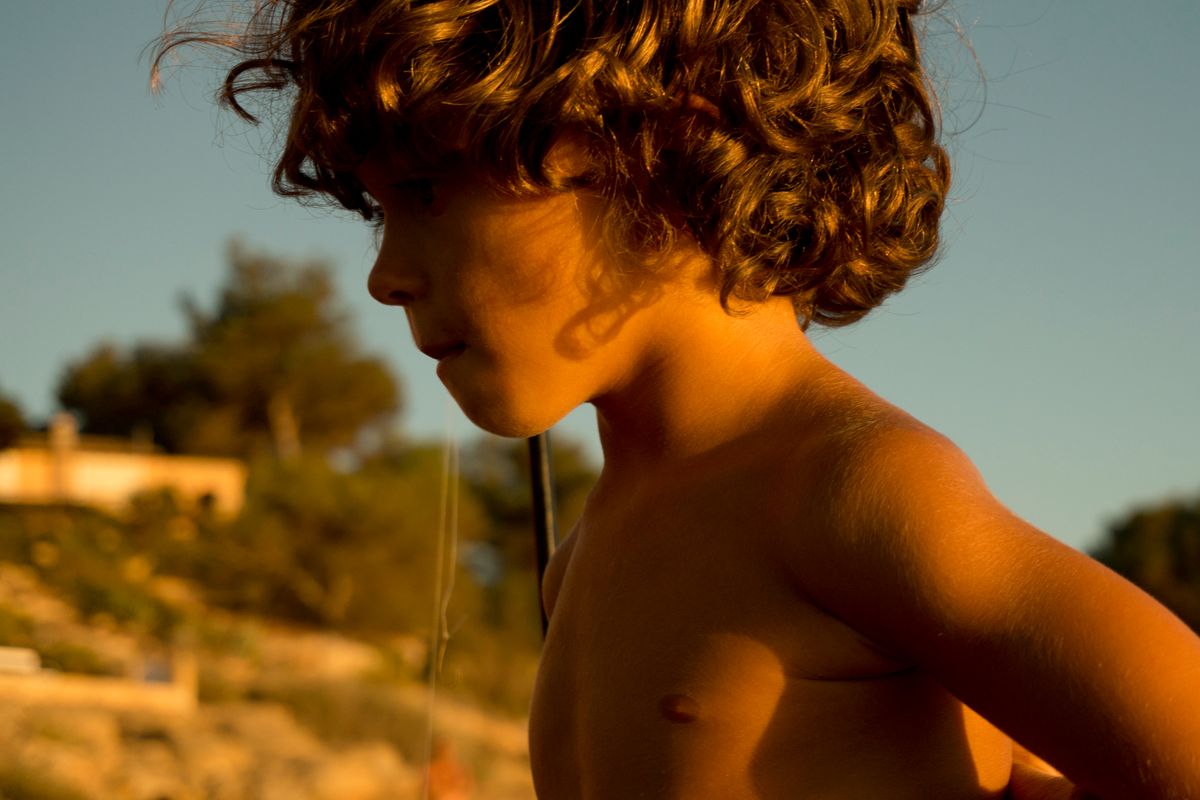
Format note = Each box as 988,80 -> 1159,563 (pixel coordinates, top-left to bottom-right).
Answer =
364,177 -> 440,235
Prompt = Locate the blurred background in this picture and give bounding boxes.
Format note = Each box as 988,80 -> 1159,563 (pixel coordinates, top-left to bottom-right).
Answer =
0,1 -> 1197,798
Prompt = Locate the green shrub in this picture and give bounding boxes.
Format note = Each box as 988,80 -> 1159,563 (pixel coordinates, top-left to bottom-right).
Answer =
437,625 -> 540,718
251,678 -> 427,761
0,604 -> 118,676
0,761 -> 91,800
0,604 -> 36,648
72,580 -> 182,639
36,641 -> 120,677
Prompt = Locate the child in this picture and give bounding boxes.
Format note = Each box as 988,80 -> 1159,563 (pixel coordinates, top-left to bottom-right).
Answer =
156,0 -> 1200,796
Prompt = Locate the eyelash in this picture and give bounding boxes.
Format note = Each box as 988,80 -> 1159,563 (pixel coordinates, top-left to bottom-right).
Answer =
364,176 -> 440,231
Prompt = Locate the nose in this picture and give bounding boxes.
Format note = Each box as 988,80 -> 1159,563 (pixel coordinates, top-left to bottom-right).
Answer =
367,237 -> 424,307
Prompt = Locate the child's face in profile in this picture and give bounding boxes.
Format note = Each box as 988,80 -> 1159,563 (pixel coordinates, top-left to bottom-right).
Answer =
359,147 -> 670,437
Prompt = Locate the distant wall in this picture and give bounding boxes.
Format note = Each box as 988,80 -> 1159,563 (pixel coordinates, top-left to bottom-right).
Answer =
0,415 -> 245,515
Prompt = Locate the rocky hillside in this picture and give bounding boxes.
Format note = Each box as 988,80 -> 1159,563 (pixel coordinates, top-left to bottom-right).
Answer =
0,564 -> 535,800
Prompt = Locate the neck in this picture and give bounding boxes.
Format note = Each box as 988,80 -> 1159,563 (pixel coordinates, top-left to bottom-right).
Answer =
589,293 -> 829,478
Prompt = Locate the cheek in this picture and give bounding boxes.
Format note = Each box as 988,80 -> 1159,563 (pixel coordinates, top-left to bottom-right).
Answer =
462,218 -> 591,313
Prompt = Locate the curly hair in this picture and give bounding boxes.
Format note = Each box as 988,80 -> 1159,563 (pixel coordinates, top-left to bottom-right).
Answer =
155,0 -> 950,327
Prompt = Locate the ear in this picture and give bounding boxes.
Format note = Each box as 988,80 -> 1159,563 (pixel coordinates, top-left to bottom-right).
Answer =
543,131 -> 594,186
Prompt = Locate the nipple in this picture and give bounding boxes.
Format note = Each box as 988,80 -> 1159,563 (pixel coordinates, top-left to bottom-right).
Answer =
658,693 -> 700,724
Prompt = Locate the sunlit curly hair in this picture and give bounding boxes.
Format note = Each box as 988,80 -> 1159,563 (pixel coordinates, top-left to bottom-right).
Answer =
155,0 -> 950,327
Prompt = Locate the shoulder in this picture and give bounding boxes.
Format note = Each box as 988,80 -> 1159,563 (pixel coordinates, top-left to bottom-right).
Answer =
779,391 -> 1049,656
786,372 -> 994,536
817,408 -> 1002,546
783,397 -> 1200,796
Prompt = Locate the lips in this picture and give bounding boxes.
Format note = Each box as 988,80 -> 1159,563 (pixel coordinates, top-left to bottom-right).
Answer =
419,340 -> 467,361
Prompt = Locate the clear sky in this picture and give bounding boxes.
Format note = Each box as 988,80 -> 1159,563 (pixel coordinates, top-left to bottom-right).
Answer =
2,1 -> 1197,552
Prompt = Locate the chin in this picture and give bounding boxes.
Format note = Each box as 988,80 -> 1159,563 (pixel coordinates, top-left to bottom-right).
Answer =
451,388 -> 573,439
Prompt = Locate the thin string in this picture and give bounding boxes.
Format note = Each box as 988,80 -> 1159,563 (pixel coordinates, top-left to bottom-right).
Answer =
437,441 -> 460,672
420,401 -> 460,800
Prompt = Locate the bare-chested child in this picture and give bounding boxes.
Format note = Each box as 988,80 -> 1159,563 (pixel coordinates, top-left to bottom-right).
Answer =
156,0 -> 1200,796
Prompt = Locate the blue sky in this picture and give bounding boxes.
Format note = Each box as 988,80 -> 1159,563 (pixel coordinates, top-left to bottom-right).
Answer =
1,1 -> 1197,552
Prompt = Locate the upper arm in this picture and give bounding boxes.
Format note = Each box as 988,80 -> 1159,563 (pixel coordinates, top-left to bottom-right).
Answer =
794,426 -> 1200,798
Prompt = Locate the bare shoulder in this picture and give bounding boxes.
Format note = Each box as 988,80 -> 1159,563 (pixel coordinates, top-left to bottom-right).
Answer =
784,384 -> 1056,650
783,370 -> 998,541
814,398 -> 1008,552
781,375 -> 1200,797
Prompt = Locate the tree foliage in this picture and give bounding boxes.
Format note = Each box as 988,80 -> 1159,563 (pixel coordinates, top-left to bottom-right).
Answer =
1092,494 -> 1200,633
0,388 -> 25,450
39,239 -> 609,711
192,450 -> 490,633
460,435 -> 597,631
57,243 -> 400,459
463,435 -> 597,536
1,423 -> 598,708
56,342 -> 213,453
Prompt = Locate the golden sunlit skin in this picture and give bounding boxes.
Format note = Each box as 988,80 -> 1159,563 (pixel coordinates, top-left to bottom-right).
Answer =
153,0 -> 1200,795
364,153 -> 1200,798
360,147 -> 672,440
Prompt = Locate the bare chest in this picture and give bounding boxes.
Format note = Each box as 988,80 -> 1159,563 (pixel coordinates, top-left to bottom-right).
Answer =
528,491 -> 1009,798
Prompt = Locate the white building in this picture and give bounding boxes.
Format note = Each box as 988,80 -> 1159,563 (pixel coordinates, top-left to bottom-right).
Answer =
0,414 -> 245,516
